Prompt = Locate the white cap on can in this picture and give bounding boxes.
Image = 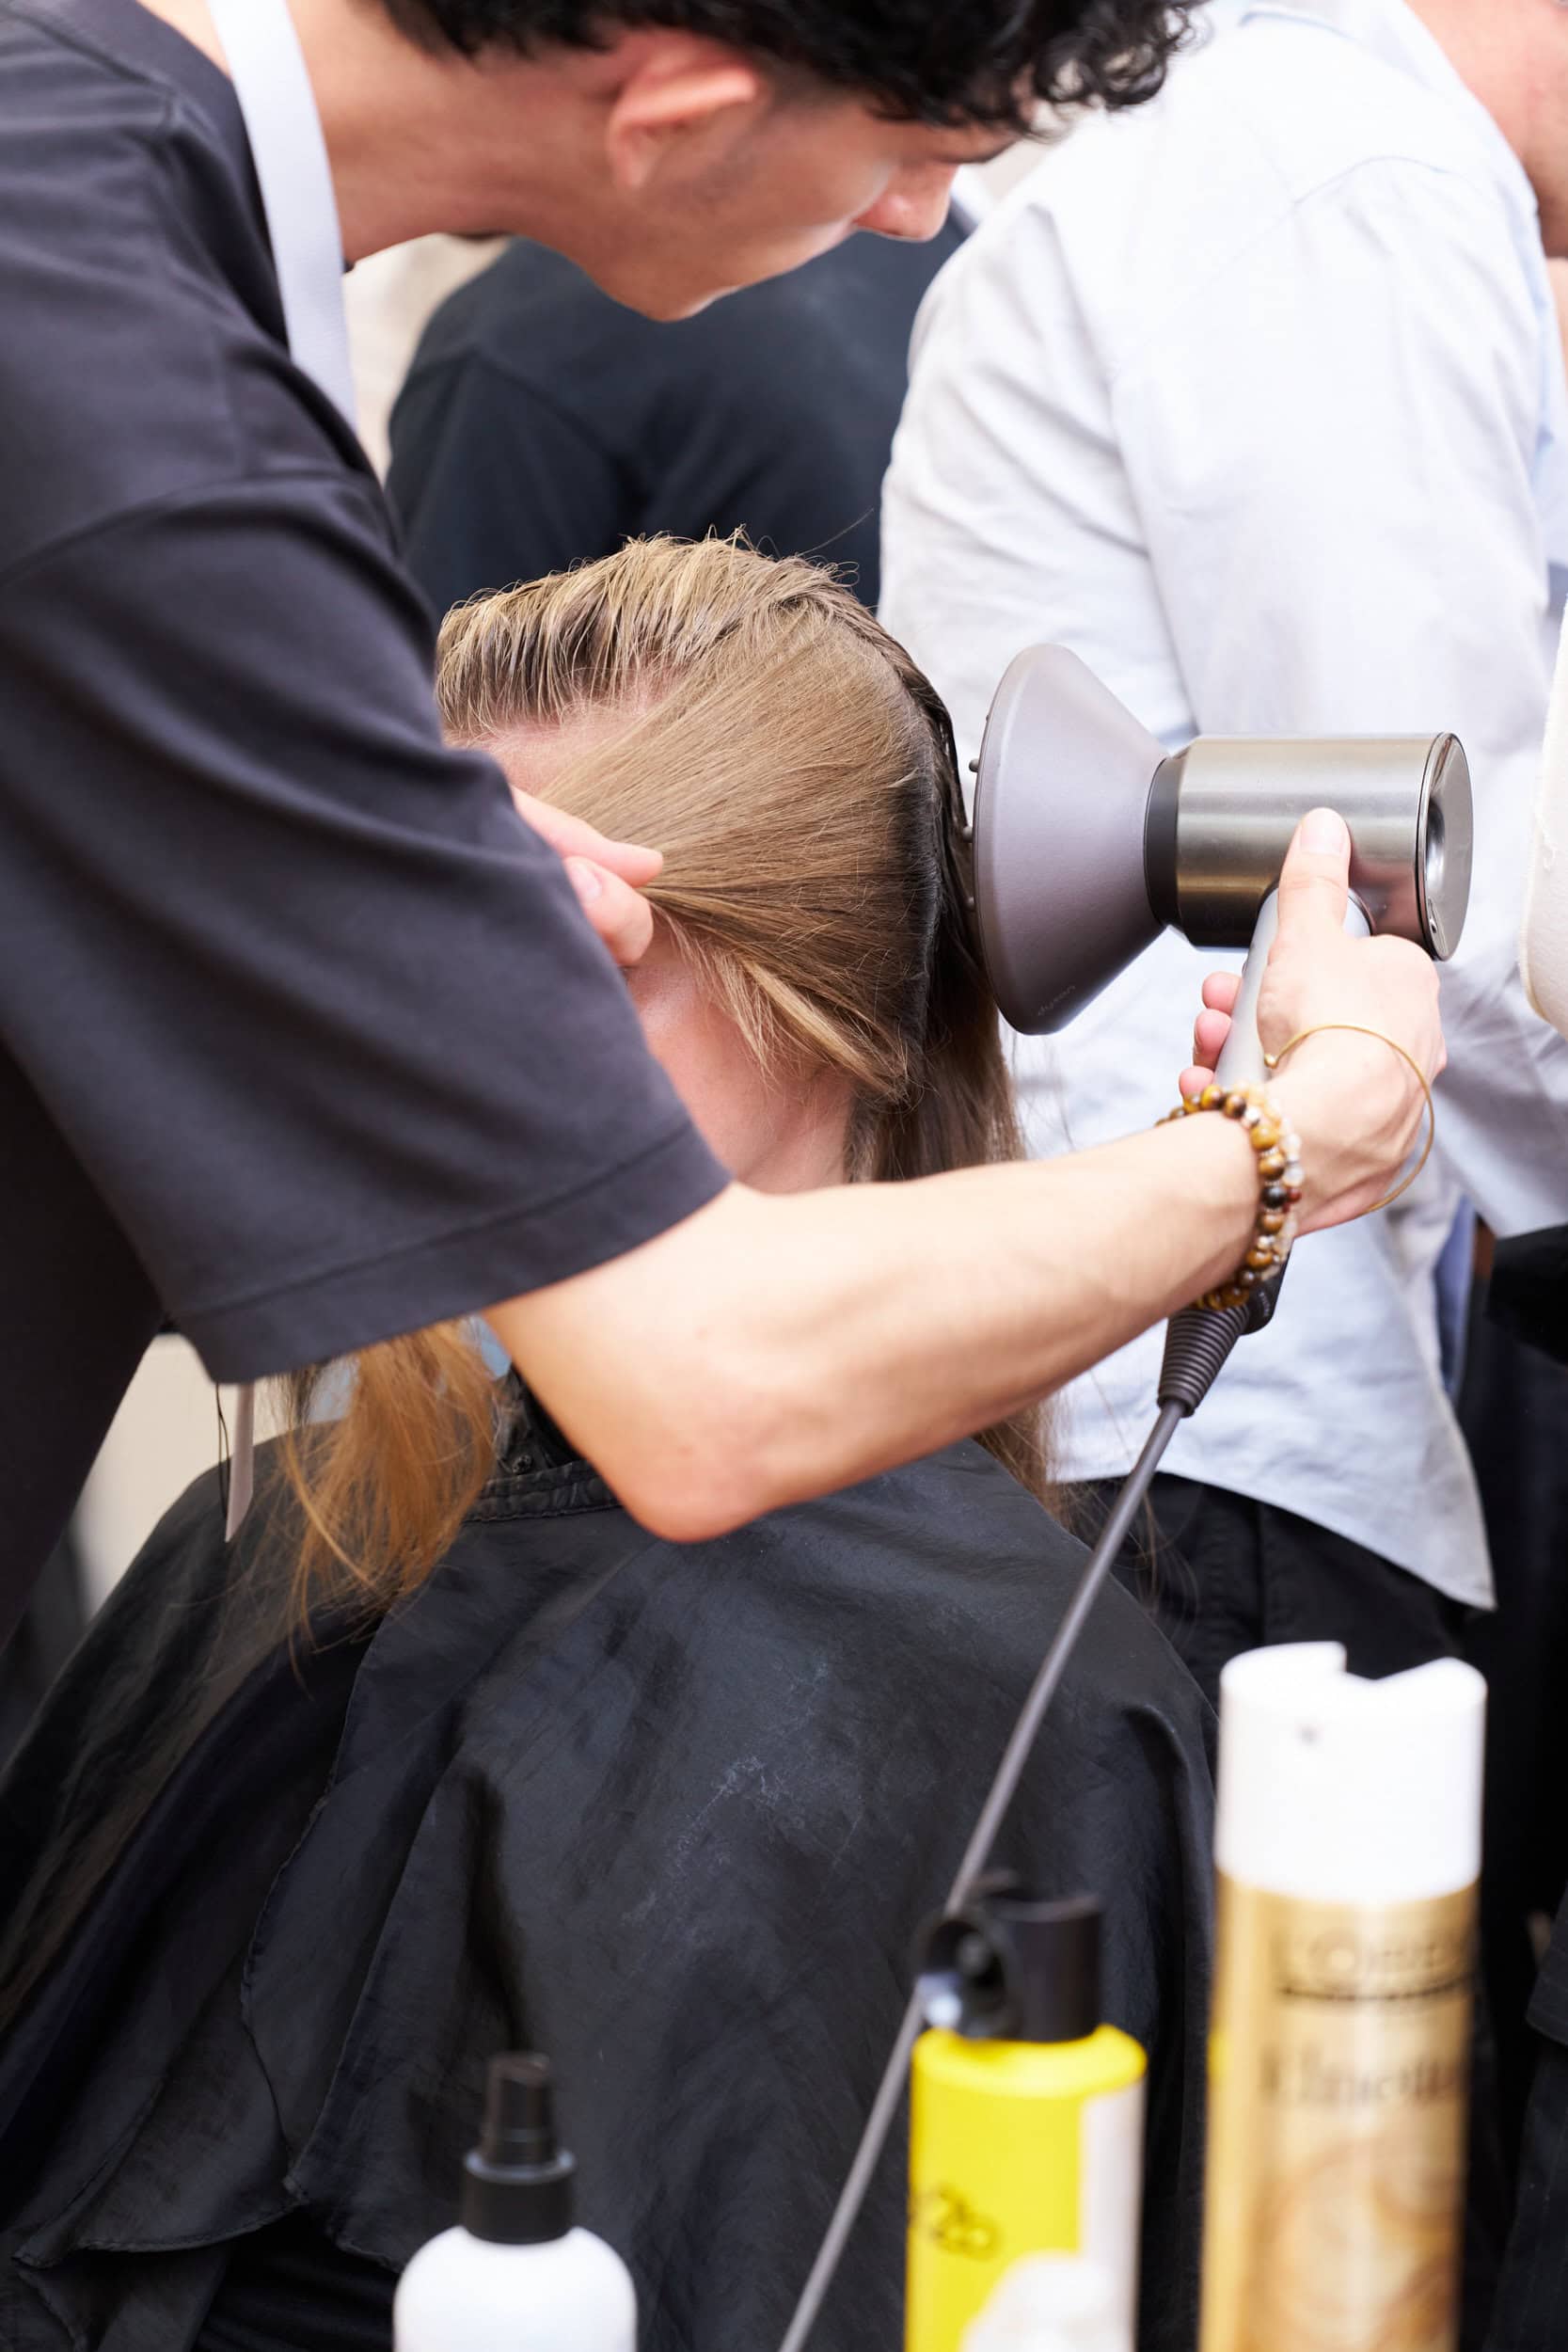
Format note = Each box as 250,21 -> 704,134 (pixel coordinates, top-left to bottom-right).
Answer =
1215,1644 -> 1486,1902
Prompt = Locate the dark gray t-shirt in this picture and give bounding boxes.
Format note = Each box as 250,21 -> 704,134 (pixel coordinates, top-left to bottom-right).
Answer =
0,0 -> 725,1631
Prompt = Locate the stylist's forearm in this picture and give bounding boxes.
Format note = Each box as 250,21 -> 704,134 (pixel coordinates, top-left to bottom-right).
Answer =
489,1111 -> 1260,1541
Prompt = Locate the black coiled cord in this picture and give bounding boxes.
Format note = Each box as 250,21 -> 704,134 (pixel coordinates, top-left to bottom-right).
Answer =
773,1298 -> 1254,2352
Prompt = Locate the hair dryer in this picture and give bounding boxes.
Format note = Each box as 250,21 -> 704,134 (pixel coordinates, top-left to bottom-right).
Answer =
971,644 -> 1472,1087
972,644 -> 1471,1368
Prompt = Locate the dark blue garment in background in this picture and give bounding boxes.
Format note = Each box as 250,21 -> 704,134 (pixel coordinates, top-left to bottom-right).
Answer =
388,219 -> 966,618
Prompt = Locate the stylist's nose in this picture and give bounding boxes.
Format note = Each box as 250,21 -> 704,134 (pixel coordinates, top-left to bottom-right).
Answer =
853,166 -> 956,243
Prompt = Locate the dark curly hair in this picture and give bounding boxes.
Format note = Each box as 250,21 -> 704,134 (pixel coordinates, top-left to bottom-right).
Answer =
381,0 -> 1198,124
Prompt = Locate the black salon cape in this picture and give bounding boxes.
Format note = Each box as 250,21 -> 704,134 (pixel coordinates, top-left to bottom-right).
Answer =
0,1434 -> 1214,2352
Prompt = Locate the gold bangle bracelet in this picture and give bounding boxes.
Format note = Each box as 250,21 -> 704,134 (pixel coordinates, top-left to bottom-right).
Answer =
1262,1023 -> 1436,1215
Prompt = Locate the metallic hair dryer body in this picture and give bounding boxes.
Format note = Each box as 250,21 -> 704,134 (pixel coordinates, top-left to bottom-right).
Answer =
972,646 -> 1473,1073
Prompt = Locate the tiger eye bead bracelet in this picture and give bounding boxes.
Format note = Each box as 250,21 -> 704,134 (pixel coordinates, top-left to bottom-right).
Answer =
1157,1082 -> 1304,1311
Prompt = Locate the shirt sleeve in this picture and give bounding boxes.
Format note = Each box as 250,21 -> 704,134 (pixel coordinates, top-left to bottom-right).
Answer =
1108,157 -> 1568,1236
389,352 -> 632,612
0,468 -> 726,1381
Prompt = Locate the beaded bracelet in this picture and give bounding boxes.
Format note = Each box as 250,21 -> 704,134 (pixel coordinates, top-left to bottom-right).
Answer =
1158,1082 -> 1304,1311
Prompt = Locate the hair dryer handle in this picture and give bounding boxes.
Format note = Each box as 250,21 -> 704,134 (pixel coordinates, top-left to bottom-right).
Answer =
1212,887 -> 1372,1091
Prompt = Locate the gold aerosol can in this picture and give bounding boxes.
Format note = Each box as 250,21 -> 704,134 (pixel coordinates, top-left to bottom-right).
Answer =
1200,1645 -> 1486,2352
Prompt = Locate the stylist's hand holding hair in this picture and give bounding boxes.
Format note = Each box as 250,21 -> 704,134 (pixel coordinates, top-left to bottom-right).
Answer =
511,787 -> 662,969
1182,808 -> 1445,1229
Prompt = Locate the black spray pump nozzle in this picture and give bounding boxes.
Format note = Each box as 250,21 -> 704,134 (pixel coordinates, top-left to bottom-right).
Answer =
916,1883 -> 1101,2044
461,2052 -> 576,2247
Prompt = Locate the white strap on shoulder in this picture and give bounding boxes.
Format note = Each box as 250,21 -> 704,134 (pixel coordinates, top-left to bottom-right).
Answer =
205,0 -> 358,1534
205,0 -> 357,425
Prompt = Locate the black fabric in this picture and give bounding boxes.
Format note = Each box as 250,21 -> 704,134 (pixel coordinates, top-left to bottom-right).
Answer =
0,1537 -> 86,1768
197,2215 -> 393,2352
1488,2024 -> 1568,2352
1488,1886 -> 1568,2352
1488,1228 -> 1568,1369
0,0 -> 724,1631
1459,1296 -> 1568,2171
1481,1239 -> 1568,2352
1072,1470 -> 1472,1712
388,220 -> 965,618
0,1431 -> 1215,2352
0,1604 -> 371,2225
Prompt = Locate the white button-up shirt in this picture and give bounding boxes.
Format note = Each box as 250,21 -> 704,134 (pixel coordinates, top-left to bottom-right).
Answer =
880,0 -> 1568,1607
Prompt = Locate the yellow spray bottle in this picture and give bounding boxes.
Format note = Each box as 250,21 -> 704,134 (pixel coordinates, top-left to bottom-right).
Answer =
906,1889 -> 1146,2352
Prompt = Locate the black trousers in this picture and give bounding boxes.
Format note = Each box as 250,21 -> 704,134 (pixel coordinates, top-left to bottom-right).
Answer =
1458,1307 -> 1568,2171
1069,1471 -> 1504,2349
1069,1470 -> 1468,1711
1458,1305 -> 1568,2352
1489,2021 -> 1568,2351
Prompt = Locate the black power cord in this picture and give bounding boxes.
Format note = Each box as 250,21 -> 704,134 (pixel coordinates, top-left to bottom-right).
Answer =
774,1297 -> 1253,2352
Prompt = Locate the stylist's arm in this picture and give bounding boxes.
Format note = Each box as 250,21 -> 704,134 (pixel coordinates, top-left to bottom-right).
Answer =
494,809 -> 1442,1541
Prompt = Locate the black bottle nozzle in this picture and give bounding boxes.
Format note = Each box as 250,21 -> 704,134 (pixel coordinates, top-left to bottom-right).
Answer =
915,1882 -> 1102,2044
462,2052 -> 576,2246
482,2053 -> 558,2168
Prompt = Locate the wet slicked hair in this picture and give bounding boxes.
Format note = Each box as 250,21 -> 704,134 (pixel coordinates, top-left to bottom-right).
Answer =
278,539 -> 1052,1622
381,0 -> 1197,125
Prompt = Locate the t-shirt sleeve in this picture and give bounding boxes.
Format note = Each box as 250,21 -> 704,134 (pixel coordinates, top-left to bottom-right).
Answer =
389,352 -> 632,612
0,468 -> 727,1381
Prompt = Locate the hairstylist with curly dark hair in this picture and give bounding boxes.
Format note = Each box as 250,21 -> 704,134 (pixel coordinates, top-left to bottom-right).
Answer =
0,0 -> 1443,1657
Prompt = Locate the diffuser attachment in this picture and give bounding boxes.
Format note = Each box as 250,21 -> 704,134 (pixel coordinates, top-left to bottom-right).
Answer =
972,646 -> 1472,1035
973,647 -> 1165,1036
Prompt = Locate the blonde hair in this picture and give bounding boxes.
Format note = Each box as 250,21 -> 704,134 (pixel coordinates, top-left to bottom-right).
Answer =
279,538 -> 1047,1620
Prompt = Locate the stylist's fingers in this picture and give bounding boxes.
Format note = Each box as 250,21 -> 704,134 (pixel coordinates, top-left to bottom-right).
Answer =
1178,972 -> 1243,1095
1179,1010 -> 1234,1097
512,787 -> 664,887
1193,1007 -> 1233,1067
566,859 -> 657,969
1274,807 -> 1351,943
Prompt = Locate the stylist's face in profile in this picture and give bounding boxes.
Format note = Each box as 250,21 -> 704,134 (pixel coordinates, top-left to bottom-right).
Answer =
556,40 -> 1017,318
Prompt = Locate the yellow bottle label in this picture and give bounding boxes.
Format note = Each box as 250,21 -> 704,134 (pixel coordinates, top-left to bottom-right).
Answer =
1200,1874 -> 1476,2352
906,2026 -> 1146,2352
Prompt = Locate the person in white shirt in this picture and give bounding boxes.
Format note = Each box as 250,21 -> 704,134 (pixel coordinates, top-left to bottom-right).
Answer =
880,0 -> 1568,1708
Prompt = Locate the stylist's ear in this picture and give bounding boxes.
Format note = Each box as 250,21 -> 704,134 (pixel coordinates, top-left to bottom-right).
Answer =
604,38 -> 764,191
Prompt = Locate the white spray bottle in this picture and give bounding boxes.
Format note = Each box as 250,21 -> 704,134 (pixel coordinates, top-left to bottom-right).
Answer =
393,2052 -> 637,2352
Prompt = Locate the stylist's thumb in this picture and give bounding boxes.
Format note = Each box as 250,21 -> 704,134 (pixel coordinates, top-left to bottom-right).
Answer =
1275,807 -> 1352,946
